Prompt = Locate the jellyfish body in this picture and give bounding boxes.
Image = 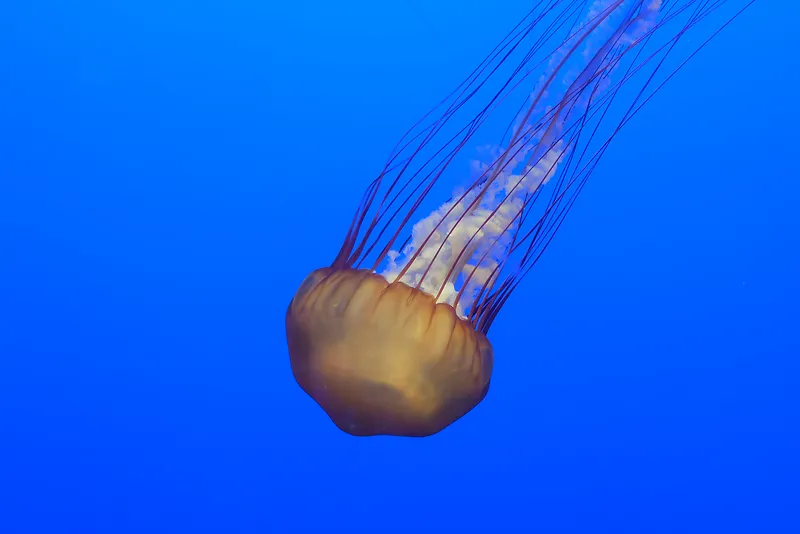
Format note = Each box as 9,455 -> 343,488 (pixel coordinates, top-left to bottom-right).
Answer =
286,268 -> 492,437
286,0 -> 753,436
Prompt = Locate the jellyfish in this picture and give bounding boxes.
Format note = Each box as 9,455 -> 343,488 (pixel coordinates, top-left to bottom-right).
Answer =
285,0 -> 753,437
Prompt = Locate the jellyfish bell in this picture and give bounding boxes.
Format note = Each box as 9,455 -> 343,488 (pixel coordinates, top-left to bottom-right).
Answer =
285,0 -> 753,437
286,267 -> 493,437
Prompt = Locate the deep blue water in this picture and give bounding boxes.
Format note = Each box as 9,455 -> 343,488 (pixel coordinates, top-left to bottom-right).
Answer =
1,1 -> 798,532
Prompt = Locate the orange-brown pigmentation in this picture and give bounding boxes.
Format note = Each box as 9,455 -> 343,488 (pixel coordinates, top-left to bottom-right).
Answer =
285,268 -> 493,437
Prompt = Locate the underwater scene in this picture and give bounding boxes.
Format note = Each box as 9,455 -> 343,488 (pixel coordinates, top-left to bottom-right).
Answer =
1,1 -> 798,532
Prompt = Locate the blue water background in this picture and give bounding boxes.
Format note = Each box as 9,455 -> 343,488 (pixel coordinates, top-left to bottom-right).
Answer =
1,1 -> 798,532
